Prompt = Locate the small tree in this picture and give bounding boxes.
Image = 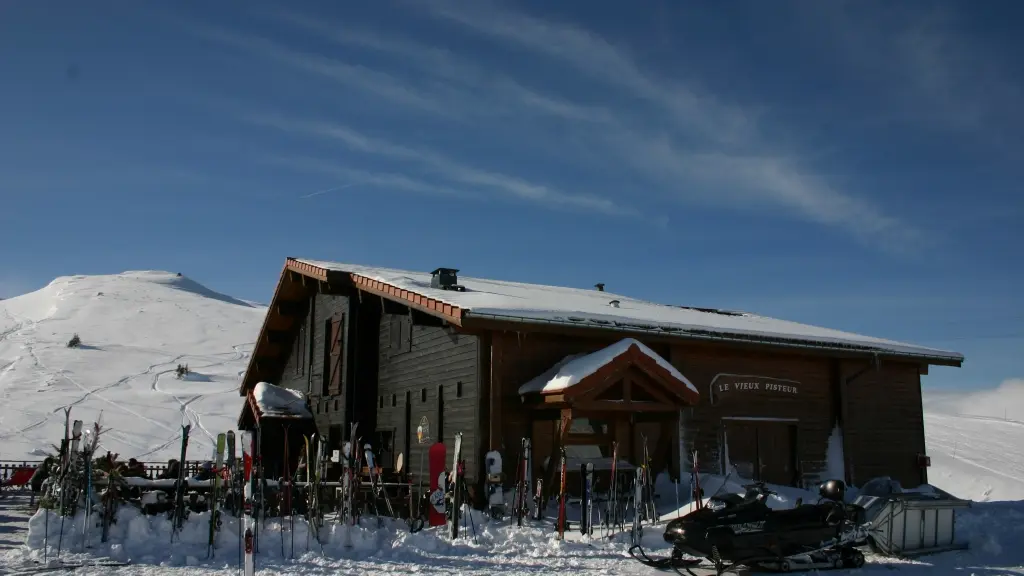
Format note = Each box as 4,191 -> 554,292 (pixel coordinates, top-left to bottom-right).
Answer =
66,333 -> 81,348
175,363 -> 190,379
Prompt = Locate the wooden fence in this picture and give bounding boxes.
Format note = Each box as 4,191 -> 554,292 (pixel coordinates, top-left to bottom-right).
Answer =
1,460 -> 209,485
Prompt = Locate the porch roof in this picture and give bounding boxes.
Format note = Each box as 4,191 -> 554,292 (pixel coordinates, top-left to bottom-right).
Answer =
518,337 -> 700,407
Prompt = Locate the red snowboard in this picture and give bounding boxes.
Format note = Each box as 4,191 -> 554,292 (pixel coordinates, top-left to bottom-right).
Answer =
428,441 -> 447,526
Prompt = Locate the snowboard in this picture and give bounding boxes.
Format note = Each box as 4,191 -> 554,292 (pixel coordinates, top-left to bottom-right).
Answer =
485,450 -> 504,520
428,442 -> 447,527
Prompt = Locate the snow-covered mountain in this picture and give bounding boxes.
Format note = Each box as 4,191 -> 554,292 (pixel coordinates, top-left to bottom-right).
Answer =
0,271 -> 265,463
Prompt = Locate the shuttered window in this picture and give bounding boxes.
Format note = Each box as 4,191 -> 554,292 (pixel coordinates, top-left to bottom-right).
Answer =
323,314 -> 344,395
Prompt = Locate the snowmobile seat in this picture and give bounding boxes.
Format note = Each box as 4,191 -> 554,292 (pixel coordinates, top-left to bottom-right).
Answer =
1,467 -> 36,496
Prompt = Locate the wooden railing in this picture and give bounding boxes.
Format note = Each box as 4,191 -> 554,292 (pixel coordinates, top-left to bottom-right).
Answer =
1,460 -> 210,484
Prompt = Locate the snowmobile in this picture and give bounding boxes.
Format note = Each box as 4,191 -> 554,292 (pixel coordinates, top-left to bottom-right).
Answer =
659,479 -> 867,574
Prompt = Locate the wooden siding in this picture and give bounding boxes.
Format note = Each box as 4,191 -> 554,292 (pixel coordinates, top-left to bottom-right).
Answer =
490,331 -> 673,484
277,297 -> 311,395
376,315 -> 479,482
843,360 -> 927,487
307,294 -> 349,433
669,346 -> 835,487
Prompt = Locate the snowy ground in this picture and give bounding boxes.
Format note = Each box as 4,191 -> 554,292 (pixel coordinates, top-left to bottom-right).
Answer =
1,479 -> 1022,576
923,379 -> 1024,502
0,271 -> 264,462
0,271 -> 1022,574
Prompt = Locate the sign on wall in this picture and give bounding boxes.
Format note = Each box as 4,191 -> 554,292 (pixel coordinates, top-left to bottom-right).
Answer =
417,416 -> 430,444
709,374 -> 801,405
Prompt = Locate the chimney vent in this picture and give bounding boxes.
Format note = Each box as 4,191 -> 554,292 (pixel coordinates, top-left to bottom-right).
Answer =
594,283 -> 605,292
431,268 -> 465,291
609,299 -> 621,308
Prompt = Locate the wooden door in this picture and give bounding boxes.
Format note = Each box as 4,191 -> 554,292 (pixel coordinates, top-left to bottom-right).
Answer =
725,421 -> 759,480
756,423 -> 796,486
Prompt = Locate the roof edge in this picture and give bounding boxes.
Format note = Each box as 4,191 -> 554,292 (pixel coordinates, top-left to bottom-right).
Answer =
465,310 -> 964,367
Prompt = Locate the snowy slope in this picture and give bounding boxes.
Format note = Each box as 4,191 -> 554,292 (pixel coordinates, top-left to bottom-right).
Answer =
923,379 -> 1024,502
0,271 -> 265,462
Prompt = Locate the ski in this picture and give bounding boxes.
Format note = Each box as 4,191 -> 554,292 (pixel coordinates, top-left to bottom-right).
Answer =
511,438 -> 528,526
533,478 -> 543,521
585,462 -> 594,537
608,440 -> 620,532
641,434 -> 656,522
556,446 -> 567,540
170,424 -> 191,542
79,420 -> 101,550
241,430 -> 256,576
581,461 -> 594,537
17,560 -> 132,574
365,442 -> 395,521
56,420 -> 83,559
631,466 -> 643,544
279,426 -> 289,557
207,432 -> 226,558
449,432 -> 463,540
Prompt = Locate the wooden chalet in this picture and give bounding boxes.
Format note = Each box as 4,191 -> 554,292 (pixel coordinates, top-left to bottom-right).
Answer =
237,257 -> 963,498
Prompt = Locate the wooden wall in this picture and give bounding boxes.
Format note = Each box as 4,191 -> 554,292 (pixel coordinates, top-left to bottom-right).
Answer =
842,360 -> 927,488
668,346 -> 835,487
375,314 -> 480,482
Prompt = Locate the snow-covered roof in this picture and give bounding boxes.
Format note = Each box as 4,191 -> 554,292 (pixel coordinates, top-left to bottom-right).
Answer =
518,338 -> 698,396
252,381 -> 312,420
294,258 -> 963,364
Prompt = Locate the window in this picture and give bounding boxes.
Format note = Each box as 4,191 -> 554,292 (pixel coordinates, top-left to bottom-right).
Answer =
391,394 -> 397,407
420,388 -> 427,403
334,399 -> 340,412
456,381 -> 463,398
379,396 -> 384,409
294,323 -> 305,376
437,385 -> 445,441
323,314 -> 344,395
389,315 -> 411,354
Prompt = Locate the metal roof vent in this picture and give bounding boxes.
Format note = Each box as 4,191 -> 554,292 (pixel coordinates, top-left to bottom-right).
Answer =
431,267 -> 465,291
594,283 -> 605,292
608,299 -> 621,308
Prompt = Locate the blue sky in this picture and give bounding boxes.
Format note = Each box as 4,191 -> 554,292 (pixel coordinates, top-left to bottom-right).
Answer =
1,1 -> 1021,391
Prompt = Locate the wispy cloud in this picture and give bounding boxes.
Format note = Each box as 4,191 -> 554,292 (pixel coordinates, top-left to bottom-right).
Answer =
273,11 -> 616,126
298,182 -> 360,199
191,25 -> 451,116
412,0 -> 920,248
811,2 -> 1023,144
200,4 -> 922,247
265,156 -> 475,200
248,113 -> 636,216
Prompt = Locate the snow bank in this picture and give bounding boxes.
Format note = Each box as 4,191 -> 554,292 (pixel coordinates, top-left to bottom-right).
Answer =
253,382 -> 312,419
517,338 -> 697,395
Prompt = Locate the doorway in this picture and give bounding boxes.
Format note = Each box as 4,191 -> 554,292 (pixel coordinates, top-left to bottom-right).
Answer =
723,418 -> 798,486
